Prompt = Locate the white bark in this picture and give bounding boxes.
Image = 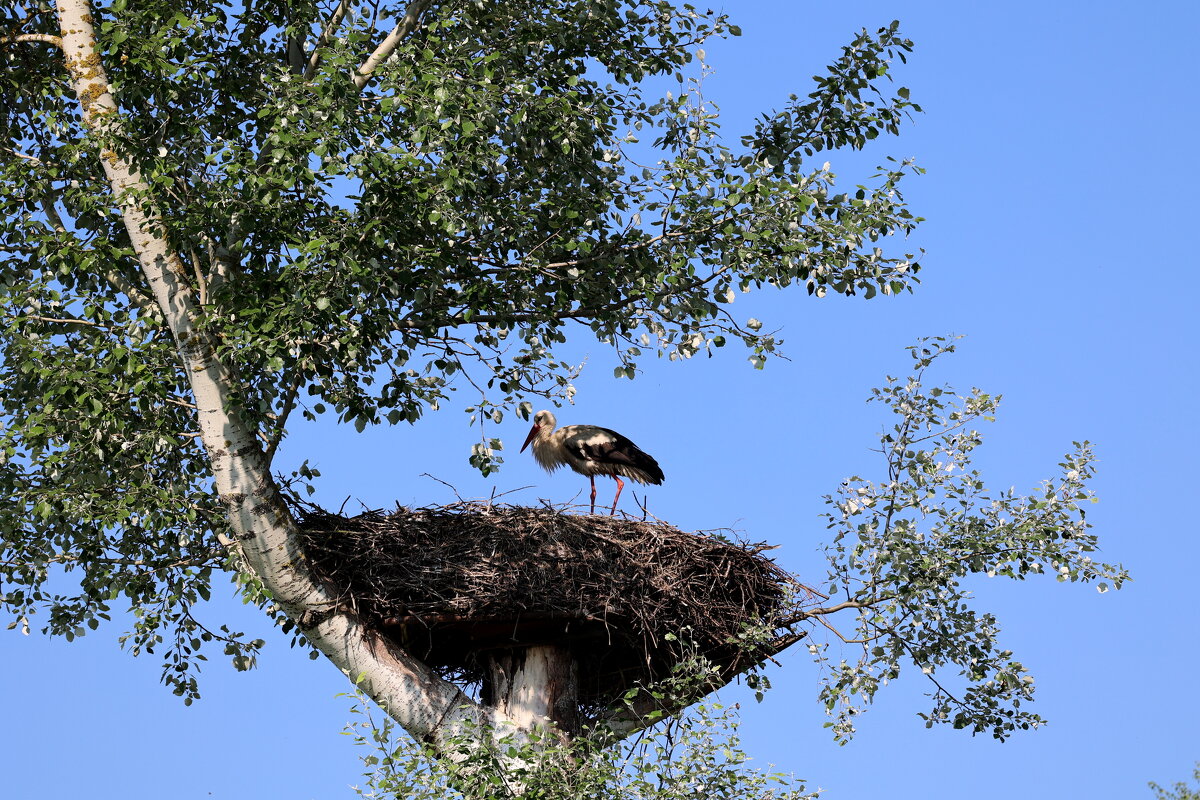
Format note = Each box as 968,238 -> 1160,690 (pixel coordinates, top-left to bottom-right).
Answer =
353,0 -> 434,89
55,0 -> 519,754
486,646 -> 580,737
304,0 -> 354,80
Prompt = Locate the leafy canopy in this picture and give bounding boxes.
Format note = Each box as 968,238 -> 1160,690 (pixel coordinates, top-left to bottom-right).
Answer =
338,637 -> 817,799
1,1 -> 923,698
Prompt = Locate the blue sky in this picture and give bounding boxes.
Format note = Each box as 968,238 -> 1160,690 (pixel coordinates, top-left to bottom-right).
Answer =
3,2 -> 1198,797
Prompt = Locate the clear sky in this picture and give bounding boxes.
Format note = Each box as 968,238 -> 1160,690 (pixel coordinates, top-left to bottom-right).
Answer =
3,2 -> 1198,798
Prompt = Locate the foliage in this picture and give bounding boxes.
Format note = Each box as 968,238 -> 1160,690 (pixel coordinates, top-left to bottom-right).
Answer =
1151,764 -> 1200,800
345,699 -> 813,800
807,337 -> 1128,741
341,647 -> 814,800
0,4 -> 1137,796
1,0 -> 923,697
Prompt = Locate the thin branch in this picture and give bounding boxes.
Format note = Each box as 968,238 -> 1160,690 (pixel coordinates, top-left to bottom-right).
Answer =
352,0 -> 434,90
181,602 -> 249,646
3,146 -> 44,165
1,547 -> 224,573
903,414 -> 978,447
103,268 -> 161,319
891,633 -> 965,707
35,193 -> 160,317
0,33 -> 62,47
804,598 -> 883,616
163,395 -> 198,410
38,195 -> 66,232
778,594 -> 895,627
21,314 -> 104,329
201,235 -> 238,297
303,0 -> 355,80
263,371 -> 303,465
811,613 -> 879,645
189,248 -> 209,305
393,245 -> 733,333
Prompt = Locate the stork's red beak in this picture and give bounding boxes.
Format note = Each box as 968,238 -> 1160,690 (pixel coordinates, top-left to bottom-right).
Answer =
520,424 -> 541,453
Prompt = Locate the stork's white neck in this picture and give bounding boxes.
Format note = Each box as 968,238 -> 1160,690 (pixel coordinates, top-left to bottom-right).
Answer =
530,425 -> 569,473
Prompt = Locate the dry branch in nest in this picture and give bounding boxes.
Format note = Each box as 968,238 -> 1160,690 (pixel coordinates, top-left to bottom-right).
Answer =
297,502 -> 806,712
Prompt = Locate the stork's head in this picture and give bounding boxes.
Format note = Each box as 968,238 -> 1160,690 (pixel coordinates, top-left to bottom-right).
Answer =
520,410 -> 557,452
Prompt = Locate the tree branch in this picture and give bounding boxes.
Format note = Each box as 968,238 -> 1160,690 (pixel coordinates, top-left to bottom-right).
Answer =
2,146 -> 44,165
784,596 -> 892,623
201,234 -> 238,297
263,370 -> 303,465
401,262 -> 729,332
0,33 -> 62,47
596,631 -> 807,739
103,267 -> 162,320
304,0 -> 355,80
21,314 -> 105,329
189,248 -> 208,306
37,195 -> 66,232
0,548 -> 224,573
352,0 -> 434,90
37,192 -> 161,317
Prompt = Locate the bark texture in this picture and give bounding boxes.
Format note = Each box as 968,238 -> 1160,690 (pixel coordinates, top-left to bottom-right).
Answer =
484,645 -> 581,737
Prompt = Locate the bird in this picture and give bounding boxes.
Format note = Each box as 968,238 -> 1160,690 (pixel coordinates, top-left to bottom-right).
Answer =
520,409 -> 664,515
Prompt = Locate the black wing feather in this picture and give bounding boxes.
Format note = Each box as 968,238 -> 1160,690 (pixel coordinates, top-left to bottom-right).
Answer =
571,427 -> 665,484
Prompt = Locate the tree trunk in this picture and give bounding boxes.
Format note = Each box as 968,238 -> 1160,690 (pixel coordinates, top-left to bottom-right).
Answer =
483,645 -> 581,737
54,0 -> 521,757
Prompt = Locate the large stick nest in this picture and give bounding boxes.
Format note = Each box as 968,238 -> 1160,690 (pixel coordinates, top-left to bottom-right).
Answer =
297,502 -> 804,710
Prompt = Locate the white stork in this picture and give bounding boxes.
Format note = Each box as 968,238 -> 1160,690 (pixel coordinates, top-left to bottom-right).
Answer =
520,410 -> 664,515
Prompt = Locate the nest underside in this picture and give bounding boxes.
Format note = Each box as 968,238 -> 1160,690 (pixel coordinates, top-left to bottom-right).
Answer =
298,502 -> 801,709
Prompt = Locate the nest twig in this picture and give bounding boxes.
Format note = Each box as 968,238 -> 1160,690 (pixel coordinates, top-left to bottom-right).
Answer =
297,501 -> 804,711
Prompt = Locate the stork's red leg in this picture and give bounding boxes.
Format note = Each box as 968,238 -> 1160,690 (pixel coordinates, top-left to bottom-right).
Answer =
589,475 -> 597,514
610,475 -> 625,516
